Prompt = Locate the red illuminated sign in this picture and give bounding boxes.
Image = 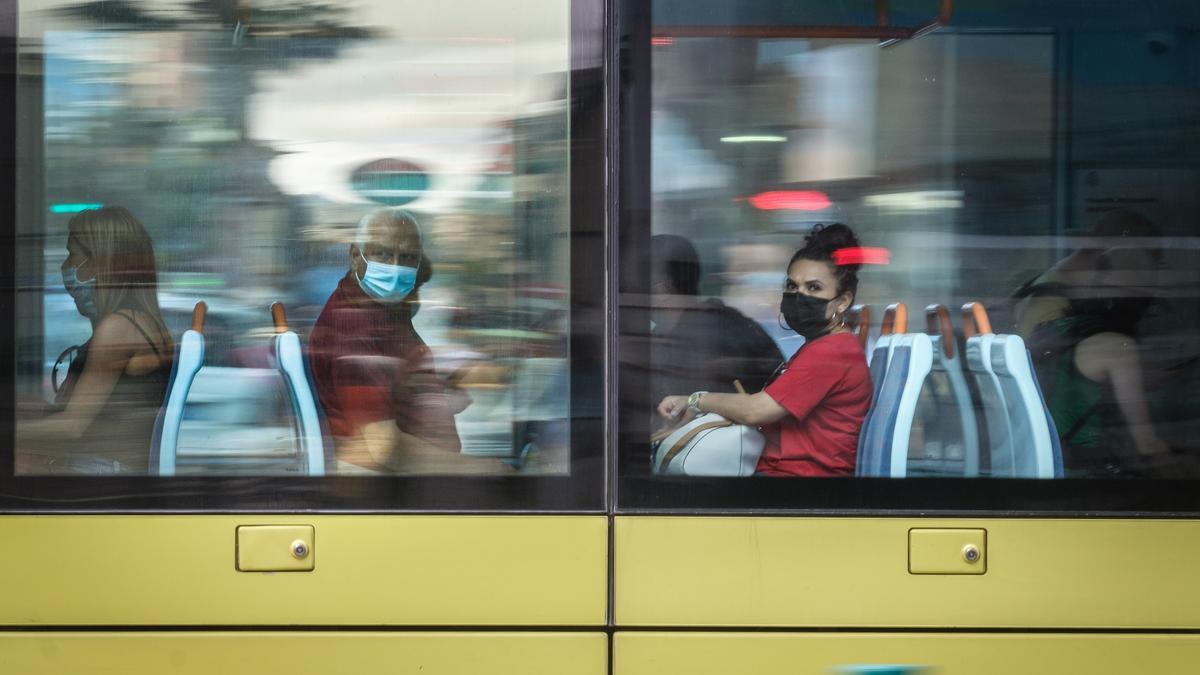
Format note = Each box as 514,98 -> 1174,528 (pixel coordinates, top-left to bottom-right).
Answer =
748,190 -> 832,211
834,247 -> 891,265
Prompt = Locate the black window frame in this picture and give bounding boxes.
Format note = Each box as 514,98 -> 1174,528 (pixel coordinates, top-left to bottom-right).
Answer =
614,0 -> 1200,516
0,0 -> 607,513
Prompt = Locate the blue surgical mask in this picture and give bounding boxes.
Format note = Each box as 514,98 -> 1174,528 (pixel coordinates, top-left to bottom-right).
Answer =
356,251 -> 417,303
62,259 -> 98,319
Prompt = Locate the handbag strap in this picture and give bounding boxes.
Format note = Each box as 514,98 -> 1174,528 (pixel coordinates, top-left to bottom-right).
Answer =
658,419 -> 733,473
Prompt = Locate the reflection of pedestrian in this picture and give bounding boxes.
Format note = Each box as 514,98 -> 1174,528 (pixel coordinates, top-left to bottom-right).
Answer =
310,209 -> 472,475
1028,245 -> 1171,476
648,234 -> 783,411
1013,209 -> 1159,337
19,206 -> 173,474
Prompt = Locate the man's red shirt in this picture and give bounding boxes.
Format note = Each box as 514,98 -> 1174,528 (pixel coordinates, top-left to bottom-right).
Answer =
309,273 -> 461,466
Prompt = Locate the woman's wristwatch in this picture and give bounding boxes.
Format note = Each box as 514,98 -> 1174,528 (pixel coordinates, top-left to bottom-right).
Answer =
687,391 -> 707,415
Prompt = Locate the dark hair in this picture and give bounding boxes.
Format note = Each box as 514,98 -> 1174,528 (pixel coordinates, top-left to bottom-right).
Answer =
416,253 -> 433,289
788,222 -> 861,300
651,234 -> 701,296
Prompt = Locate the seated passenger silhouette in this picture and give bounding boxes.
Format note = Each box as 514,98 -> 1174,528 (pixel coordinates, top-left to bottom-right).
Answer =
1027,246 -> 1172,476
1013,209 -> 1159,338
657,224 -> 871,476
648,234 -> 783,414
309,208 -> 472,474
18,206 -> 173,474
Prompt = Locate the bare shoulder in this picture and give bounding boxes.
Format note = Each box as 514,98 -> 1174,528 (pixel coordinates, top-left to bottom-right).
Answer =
1074,331 -> 1140,381
90,312 -> 155,354
1076,332 -> 1138,358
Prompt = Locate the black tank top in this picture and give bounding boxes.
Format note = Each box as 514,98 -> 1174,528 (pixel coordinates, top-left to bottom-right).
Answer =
54,310 -> 172,473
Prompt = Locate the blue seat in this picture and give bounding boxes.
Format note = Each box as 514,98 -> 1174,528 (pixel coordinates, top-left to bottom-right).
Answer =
269,302 -> 326,476
857,304 -> 934,477
962,302 -> 1017,477
151,301 -> 207,476
990,333 -> 1063,478
925,304 -> 980,477
866,303 -> 905,403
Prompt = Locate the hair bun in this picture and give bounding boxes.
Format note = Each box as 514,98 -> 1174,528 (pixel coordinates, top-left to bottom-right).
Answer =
805,223 -> 861,256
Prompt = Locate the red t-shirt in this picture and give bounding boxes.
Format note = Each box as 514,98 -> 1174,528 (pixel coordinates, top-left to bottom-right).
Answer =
757,331 -> 871,476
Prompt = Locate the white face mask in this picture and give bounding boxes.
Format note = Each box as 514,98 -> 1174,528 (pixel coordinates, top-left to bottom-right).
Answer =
355,250 -> 417,303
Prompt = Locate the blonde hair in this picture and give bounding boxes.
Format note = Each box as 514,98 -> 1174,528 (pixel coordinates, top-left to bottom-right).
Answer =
68,206 -> 171,341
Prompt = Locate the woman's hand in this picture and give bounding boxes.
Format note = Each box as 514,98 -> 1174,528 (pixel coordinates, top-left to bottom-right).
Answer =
657,395 -> 692,420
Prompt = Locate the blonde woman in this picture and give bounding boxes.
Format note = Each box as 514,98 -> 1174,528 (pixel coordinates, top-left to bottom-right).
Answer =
19,206 -> 173,474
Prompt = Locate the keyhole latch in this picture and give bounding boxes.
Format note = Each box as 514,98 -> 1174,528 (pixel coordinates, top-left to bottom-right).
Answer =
909,528 -> 987,575
236,525 -> 316,572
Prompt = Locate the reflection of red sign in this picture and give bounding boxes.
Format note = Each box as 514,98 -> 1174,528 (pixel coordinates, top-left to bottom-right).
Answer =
350,159 -> 429,206
834,247 -> 891,266
748,190 -> 831,211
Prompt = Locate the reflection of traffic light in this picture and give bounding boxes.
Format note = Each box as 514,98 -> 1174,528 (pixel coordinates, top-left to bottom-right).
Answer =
49,203 -> 103,214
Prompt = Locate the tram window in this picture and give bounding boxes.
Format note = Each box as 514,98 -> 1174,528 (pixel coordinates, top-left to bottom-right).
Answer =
620,0 -> 1200,500
9,0 -> 586,485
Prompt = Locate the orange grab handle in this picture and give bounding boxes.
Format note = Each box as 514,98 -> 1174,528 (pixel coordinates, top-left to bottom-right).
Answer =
925,304 -> 955,359
190,301 -> 208,333
962,301 -> 992,337
850,304 -> 871,350
270,301 -> 288,334
881,302 -> 908,335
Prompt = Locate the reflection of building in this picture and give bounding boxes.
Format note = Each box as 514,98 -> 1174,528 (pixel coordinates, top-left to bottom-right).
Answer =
513,91 -> 570,289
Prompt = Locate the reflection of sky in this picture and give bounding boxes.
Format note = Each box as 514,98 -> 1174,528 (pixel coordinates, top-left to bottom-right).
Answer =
250,38 -> 566,209
652,111 -> 731,193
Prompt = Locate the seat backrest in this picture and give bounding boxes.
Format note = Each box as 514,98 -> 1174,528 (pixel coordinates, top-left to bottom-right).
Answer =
926,304 -> 980,477
961,302 -> 1015,476
269,302 -> 326,477
152,301 -> 207,476
859,303 -> 902,473
990,334 -> 1063,478
867,302 -> 906,392
857,333 -> 934,477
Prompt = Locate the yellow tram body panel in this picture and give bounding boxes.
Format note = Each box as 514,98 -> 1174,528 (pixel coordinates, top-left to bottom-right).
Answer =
615,631 -> 1200,675
614,516 -> 1200,629
0,515 -> 608,626
0,632 -> 608,675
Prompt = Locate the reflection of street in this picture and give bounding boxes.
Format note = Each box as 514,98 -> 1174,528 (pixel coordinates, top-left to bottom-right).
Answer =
18,2 -> 574,476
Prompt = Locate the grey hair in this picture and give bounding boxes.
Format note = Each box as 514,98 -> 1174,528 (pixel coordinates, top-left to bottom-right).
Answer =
354,208 -> 423,249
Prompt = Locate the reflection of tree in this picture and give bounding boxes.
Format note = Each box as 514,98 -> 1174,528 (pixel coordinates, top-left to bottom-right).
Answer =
46,0 -> 372,293
55,0 -> 372,38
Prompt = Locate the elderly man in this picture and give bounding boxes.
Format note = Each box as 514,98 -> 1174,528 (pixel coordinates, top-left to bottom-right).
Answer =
309,208 -> 469,474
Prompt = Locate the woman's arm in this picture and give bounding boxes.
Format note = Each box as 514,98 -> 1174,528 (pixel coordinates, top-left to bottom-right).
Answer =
658,390 -> 788,427
19,315 -> 141,445
1075,332 -> 1170,457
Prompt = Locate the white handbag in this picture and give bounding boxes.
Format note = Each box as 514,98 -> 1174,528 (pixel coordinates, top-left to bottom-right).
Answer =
651,413 -> 765,477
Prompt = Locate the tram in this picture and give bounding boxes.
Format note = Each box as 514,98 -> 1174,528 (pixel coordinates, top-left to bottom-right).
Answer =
3,1 -> 1200,673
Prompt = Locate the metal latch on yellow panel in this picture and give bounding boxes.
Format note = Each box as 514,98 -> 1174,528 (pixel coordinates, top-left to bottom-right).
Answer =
908,528 -> 986,575
236,525 -> 315,572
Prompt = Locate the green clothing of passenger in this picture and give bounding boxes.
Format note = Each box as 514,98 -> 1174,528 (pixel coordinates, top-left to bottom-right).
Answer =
1047,325 -> 1104,448
1029,316 -> 1130,473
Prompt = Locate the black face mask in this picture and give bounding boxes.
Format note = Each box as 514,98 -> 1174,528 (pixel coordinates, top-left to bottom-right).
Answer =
780,292 -> 832,341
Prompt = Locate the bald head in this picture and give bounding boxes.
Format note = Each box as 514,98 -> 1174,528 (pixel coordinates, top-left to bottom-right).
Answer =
351,209 -> 423,272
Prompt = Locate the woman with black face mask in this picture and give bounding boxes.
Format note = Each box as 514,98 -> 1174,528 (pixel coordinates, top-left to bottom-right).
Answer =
657,223 -> 872,476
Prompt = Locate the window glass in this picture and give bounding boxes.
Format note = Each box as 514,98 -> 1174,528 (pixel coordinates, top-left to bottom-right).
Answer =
621,1 -> 1200,497
11,0 -> 579,481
